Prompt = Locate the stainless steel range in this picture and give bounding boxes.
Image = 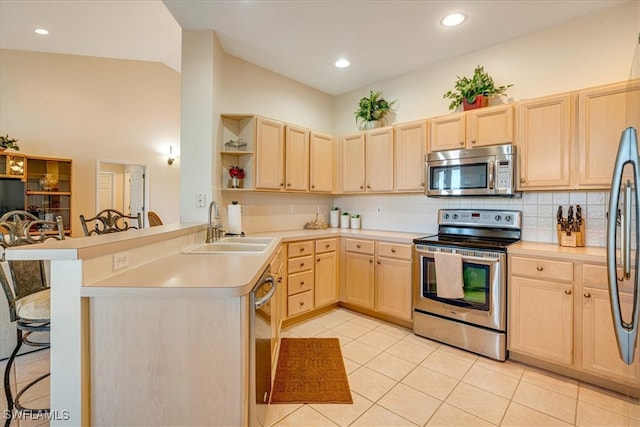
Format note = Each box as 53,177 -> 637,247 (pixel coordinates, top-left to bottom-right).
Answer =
413,209 -> 522,361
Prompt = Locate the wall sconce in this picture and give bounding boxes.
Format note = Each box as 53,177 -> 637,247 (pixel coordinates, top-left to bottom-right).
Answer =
167,145 -> 175,165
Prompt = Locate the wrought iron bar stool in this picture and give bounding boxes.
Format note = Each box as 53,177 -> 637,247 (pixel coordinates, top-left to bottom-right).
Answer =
79,208 -> 142,236
147,211 -> 163,227
0,210 -> 65,427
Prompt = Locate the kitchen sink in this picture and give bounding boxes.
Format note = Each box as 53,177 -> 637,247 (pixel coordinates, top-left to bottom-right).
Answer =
182,237 -> 275,254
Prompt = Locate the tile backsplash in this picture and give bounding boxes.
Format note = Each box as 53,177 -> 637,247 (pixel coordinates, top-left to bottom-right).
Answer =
221,191 -> 614,248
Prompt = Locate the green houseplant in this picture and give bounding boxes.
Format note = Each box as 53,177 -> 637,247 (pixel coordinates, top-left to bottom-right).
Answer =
443,65 -> 513,111
0,134 -> 19,151
354,90 -> 396,130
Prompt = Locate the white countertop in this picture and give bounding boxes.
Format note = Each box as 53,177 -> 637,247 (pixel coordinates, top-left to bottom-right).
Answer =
508,241 -> 607,263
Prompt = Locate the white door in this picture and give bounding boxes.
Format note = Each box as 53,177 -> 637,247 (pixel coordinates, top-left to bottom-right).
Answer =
98,172 -> 115,212
128,166 -> 145,226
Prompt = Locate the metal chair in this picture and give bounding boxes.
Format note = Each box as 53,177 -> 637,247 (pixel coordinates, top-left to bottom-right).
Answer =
0,210 -> 65,425
147,211 -> 163,227
79,208 -> 142,236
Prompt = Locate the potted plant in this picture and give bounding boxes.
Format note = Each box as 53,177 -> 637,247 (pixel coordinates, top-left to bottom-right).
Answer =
228,165 -> 245,188
354,90 -> 397,130
443,65 -> 513,111
0,134 -> 19,151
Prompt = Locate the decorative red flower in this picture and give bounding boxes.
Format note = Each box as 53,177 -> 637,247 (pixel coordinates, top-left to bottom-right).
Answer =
229,166 -> 245,179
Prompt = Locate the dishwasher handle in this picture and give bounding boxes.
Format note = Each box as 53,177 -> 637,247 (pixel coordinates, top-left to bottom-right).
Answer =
254,275 -> 277,309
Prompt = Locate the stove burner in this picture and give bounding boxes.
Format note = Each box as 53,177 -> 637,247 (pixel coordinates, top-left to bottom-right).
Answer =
413,234 -> 519,251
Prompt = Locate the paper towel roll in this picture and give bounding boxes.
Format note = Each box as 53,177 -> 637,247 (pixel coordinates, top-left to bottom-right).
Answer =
228,203 -> 242,235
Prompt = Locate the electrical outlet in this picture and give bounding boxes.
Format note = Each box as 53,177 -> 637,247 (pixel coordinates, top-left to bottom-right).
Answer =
290,204 -> 296,214
376,206 -> 383,213
195,193 -> 206,208
113,252 -> 130,270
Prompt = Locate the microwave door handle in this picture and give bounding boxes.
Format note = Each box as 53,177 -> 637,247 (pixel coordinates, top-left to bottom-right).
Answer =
606,127 -> 639,365
488,160 -> 495,190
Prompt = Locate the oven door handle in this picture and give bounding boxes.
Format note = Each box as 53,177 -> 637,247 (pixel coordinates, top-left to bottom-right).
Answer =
419,252 -> 501,264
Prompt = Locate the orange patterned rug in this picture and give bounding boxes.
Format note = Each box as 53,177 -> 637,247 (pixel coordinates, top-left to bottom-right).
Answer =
270,338 -> 353,404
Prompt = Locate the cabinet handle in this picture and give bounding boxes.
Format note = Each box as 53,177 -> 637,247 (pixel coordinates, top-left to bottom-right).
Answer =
360,185 -> 364,189
280,183 -> 284,187
316,258 -> 320,263
377,260 -> 381,264
357,244 -> 361,248
520,178 -> 525,184
564,289 -> 572,295
367,185 -> 371,189
369,258 -> 373,263
300,247 -> 305,252
300,301 -> 305,306
584,292 -> 591,298
471,139 -> 476,144
391,248 -> 396,253
311,185 -> 315,189
277,277 -> 282,283
300,262 -> 305,267
617,275 -> 624,282
325,244 -> 330,248
459,141 -> 464,146
300,281 -> 305,285
421,182 -> 425,187
536,266 -> 543,271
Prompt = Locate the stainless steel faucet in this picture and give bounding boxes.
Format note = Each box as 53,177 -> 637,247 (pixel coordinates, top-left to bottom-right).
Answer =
206,201 -> 224,243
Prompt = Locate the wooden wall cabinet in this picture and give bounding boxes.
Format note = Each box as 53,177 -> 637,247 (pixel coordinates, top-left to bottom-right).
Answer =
342,127 -> 394,193
393,120 -> 428,191
255,116 -> 285,190
284,124 -> 309,191
0,153 -> 25,179
309,131 -> 335,193
430,104 -> 514,152
517,94 -> 573,190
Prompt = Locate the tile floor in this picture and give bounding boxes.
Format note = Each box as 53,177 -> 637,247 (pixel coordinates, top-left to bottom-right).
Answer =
1,307 -> 639,426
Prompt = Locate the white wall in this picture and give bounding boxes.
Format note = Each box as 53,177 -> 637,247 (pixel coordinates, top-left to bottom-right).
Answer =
0,49 -> 181,236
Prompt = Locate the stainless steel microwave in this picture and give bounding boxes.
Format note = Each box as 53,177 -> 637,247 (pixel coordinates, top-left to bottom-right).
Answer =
426,144 -> 517,197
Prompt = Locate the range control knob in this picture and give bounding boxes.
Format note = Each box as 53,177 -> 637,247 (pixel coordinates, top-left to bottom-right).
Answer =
443,213 -> 450,219
495,215 -> 502,221
452,214 -> 458,220
505,215 -> 512,222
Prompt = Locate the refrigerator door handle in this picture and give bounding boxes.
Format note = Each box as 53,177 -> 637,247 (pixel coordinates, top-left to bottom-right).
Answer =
607,127 -> 640,365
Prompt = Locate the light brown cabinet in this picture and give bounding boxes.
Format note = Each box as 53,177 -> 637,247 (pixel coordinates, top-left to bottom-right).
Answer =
286,240 -> 314,317
309,131 -> 335,193
517,94 -> 574,190
314,238 -> 339,308
284,124 -> 309,191
220,114 -> 255,190
342,127 -> 394,193
393,120 -> 428,191
578,80 -> 640,188
375,242 -> 413,322
255,117 -> 285,190
430,104 -> 514,152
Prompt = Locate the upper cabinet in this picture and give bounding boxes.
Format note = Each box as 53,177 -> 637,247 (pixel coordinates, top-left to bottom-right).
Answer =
517,94 -> 574,190
284,124 -> 309,191
255,117 -> 285,190
430,104 -> 514,152
342,127 -> 394,193
394,120 -> 428,191
0,153 -> 25,179
309,131 -> 335,193
577,80 -> 640,188
220,114 -> 256,190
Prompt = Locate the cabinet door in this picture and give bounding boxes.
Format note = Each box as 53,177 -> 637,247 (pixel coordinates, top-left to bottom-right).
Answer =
467,104 -> 514,148
344,251 -> 375,309
285,125 -> 309,191
342,133 -> 366,192
509,276 -> 573,365
309,131 -> 334,193
394,120 -> 427,191
578,80 -> 640,188
315,251 -> 338,308
366,127 -> 394,192
517,95 -> 573,189
376,257 -> 412,321
582,287 -> 640,384
255,117 -> 285,190
430,113 -> 465,151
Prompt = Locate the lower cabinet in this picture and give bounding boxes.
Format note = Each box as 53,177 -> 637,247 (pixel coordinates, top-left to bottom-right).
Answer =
508,254 -> 640,394
344,239 -> 376,309
314,238 -> 339,308
286,241 -> 314,317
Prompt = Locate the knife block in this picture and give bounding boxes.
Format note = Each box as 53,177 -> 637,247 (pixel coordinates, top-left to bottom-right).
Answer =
557,221 -> 585,247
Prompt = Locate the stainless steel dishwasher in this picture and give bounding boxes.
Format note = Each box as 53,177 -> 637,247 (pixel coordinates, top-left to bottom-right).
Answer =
249,266 -> 277,426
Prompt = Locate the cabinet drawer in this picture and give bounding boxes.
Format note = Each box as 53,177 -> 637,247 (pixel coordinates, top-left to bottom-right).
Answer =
288,255 -> 313,274
377,242 -> 412,260
288,291 -> 313,317
345,239 -> 374,255
288,241 -> 314,258
287,270 -> 314,296
315,238 -> 338,254
511,256 -> 573,283
583,264 -> 635,294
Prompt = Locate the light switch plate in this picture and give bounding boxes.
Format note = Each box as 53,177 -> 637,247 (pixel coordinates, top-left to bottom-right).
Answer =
195,193 -> 206,208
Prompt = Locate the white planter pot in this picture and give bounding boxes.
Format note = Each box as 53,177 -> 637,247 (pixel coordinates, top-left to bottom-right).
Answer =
329,210 -> 340,228
351,217 -> 361,229
340,215 -> 350,229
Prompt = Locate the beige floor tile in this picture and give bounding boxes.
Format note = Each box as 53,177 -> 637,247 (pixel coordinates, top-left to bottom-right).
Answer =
342,357 -> 362,375
402,366 -> 458,401
512,381 -> 577,424
310,391 -> 373,427
421,349 -> 473,380
309,313 -> 350,329
332,321 -> 372,339
501,402 -> 572,426
437,344 -> 480,364
378,383 -> 442,426
327,308 -> 358,321
272,405 -> 338,427
350,404 -> 418,427
386,339 -> 437,365
265,403 -> 303,427
576,400 -> 635,426
445,382 -> 509,425
475,358 -> 525,380
374,323 -> 411,340
401,333 -> 441,350
341,340 -> 382,365
286,321 -> 327,337
462,364 -> 519,399
366,352 -> 417,381
520,367 -> 579,399
349,314 -> 385,329
314,329 -> 353,347
426,402 -> 495,426
355,330 -> 400,351
579,383 -> 640,420
348,366 -> 397,402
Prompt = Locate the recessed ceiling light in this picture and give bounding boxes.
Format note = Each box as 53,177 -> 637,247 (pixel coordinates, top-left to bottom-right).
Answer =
35,28 -> 49,35
335,58 -> 350,68
441,12 -> 466,27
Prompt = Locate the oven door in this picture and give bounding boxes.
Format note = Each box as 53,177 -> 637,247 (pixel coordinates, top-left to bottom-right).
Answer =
426,156 -> 494,196
413,245 -> 506,331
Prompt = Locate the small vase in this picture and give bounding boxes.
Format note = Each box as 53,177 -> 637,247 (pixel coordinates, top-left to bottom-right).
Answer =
462,95 -> 489,111
230,177 -> 240,188
363,120 -> 381,130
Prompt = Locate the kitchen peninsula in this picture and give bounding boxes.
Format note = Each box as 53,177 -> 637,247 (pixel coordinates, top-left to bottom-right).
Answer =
4,223 -> 420,426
